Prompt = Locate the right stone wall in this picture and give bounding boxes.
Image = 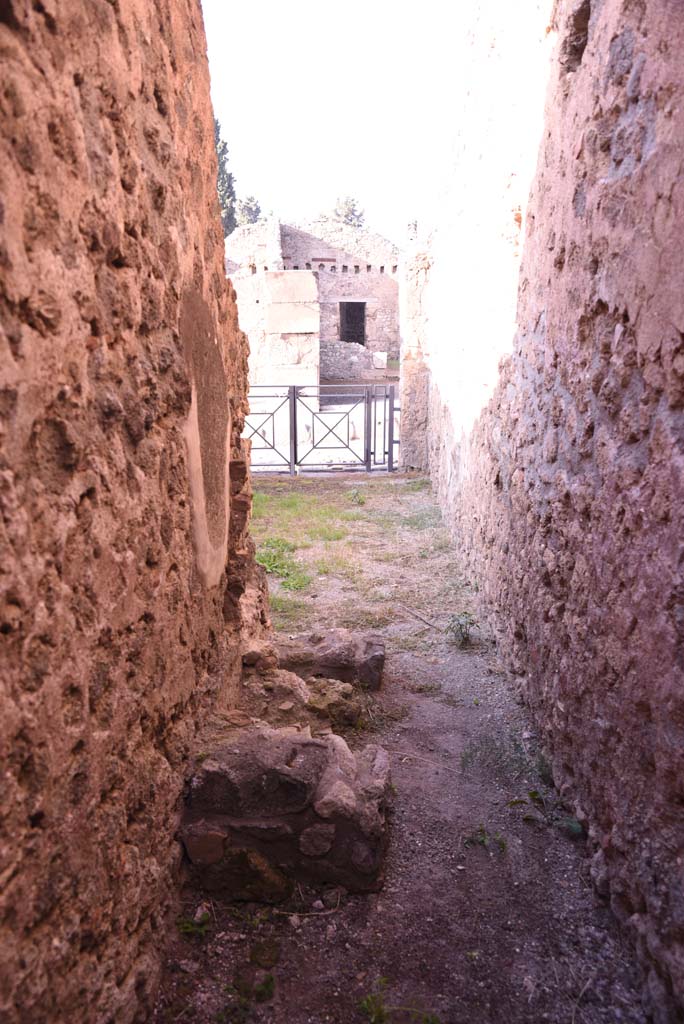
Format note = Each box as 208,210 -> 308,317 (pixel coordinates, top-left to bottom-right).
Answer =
417,0 -> 684,1015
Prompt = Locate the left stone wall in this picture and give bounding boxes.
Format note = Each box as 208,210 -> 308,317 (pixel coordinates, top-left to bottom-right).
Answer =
0,2 -> 251,1021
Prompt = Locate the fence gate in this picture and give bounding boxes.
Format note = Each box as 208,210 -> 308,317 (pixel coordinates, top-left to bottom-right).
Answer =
245,384 -> 399,473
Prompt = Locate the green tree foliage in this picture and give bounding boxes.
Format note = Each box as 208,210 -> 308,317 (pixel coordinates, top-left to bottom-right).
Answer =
214,117 -> 236,237
214,120 -> 263,237
332,195 -> 365,228
236,195 -> 262,227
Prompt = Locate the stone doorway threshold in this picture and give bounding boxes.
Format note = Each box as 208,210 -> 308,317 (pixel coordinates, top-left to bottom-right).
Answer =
154,474 -> 645,1024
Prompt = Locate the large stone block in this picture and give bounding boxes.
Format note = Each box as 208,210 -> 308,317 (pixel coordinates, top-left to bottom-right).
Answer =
181,726 -> 392,897
276,629 -> 386,691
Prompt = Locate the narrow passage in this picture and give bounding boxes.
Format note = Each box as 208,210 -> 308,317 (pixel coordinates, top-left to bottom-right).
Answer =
155,475 -> 645,1024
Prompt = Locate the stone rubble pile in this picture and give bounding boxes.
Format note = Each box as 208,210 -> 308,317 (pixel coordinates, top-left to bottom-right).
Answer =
181,725 -> 391,899
275,628 -> 386,691
181,632 -> 391,899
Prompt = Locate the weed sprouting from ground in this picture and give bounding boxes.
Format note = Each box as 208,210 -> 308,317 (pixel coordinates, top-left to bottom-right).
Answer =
360,978 -> 441,1024
460,733 -> 531,779
176,913 -> 211,939
408,682 -> 442,696
253,974 -> 275,1003
445,612 -> 479,647
462,824 -> 507,854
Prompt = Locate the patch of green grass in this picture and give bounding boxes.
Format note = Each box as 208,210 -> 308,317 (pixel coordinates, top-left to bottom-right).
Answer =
402,508 -> 442,531
254,974 -> 275,1003
339,607 -> 394,630
256,538 -> 311,591
463,824 -> 507,854
360,978 -> 441,1024
307,523 -> 347,542
256,537 -> 295,570
340,509 -> 366,522
176,913 -> 210,939
315,551 -> 355,576
404,478 -> 430,492
269,593 -> 306,616
251,490 -> 269,520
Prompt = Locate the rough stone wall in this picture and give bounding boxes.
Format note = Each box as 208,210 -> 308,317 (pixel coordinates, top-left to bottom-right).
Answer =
226,218 -> 283,275
319,340 -> 376,381
228,221 -> 401,384
317,270 -> 399,365
414,0 -> 684,1015
398,247 -> 431,470
284,223 -> 400,365
281,220 -> 399,272
0,3 -> 252,1022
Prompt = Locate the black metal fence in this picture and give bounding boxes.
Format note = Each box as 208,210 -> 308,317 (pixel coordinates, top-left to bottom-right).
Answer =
244,384 -> 399,474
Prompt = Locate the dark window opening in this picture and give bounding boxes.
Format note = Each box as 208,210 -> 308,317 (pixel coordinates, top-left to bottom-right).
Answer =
306,262 -> 312,269
339,302 -> 366,345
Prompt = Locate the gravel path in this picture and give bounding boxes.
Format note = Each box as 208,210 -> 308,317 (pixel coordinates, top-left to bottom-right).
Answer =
154,474 -> 647,1024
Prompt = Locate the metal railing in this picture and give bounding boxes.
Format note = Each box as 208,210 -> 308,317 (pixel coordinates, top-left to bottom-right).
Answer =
244,383 -> 399,473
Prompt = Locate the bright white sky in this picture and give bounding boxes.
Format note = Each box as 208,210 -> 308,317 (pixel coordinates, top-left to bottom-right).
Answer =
201,0 -> 463,244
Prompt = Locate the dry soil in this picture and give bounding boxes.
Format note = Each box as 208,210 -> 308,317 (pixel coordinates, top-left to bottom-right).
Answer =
154,473 -> 647,1024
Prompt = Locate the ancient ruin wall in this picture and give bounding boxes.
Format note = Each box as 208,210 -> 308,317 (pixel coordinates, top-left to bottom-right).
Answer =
0,3 -> 252,1021
282,223 -> 401,369
231,270 -> 320,389
420,0 -> 684,1013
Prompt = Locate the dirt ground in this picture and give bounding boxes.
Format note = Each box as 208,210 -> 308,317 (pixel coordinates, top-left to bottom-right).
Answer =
154,473 -> 647,1024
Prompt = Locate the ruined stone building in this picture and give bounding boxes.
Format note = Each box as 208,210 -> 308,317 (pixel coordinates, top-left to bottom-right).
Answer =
226,219 -> 400,386
1,0 -> 684,1021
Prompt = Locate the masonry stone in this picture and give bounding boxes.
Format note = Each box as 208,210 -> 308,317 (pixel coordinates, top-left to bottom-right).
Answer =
0,3 -> 254,1021
228,220 -> 400,384
400,1 -> 684,1016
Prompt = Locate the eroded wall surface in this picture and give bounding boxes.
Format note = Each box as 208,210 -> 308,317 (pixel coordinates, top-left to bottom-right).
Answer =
0,2 -> 252,1020
286,222 -> 400,368
413,0 -> 684,1014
